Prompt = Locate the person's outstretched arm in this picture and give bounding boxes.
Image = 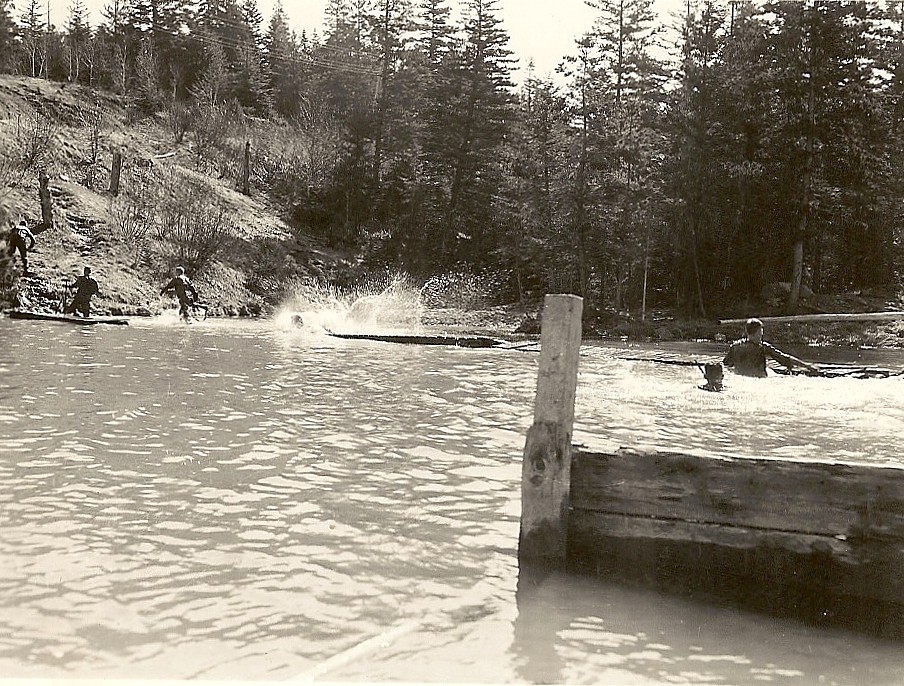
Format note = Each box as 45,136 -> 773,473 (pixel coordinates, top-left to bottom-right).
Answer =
764,342 -> 817,371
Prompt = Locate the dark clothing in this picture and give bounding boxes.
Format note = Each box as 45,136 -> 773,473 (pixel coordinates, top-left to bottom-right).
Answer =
161,275 -> 199,320
723,340 -> 798,378
64,275 -> 99,317
7,226 -> 35,273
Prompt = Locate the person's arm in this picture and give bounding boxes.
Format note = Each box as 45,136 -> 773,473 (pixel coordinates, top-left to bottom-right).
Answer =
21,228 -> 36,250
763,342 -> 817,371
160,278 -> 174,295
722,344 -> 735,368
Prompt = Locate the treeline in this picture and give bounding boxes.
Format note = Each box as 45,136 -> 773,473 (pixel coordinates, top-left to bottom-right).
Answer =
1,0 -> 903,315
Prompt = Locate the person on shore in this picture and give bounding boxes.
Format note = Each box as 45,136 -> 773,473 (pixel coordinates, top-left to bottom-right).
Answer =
723,317 -> 819,377
7,220 -> 36,275
160,266 -> 202,322
64,266 -> 100,317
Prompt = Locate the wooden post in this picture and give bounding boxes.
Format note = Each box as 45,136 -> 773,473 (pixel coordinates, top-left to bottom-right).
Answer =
37,169 -> 53,234
519,294 -> 583,566
241,140 -> 251,196
110,149 -> 122,196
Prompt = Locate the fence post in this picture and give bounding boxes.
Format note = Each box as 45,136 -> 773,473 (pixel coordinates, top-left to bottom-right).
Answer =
110,149 -> 122,196
518,293 -> 583,567
36,168 -> 53,233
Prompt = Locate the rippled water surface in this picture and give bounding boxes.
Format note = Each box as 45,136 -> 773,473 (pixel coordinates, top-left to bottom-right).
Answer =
2,317 -> 904,683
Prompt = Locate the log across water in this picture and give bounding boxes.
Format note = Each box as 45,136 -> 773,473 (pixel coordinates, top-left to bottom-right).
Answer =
8,310 -> 129,325
519,294 -> 904,639
326,331 -> 504,348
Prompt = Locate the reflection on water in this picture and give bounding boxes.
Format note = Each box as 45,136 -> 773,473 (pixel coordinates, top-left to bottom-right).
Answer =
1,318 -> 904,682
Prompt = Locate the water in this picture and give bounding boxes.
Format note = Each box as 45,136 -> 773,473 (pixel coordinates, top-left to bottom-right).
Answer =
2,316 -> 904,683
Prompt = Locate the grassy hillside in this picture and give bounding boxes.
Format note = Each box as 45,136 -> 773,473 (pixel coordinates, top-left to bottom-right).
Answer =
0,74 -> 345,317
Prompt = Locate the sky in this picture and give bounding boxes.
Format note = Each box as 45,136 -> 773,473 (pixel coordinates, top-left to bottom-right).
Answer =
45,0 -> 685,83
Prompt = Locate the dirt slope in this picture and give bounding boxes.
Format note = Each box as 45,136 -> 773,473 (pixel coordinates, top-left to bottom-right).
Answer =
0,74 -> 343,317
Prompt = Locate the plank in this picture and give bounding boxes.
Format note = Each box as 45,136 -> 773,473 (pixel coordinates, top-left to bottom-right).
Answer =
8,310 -> 129,325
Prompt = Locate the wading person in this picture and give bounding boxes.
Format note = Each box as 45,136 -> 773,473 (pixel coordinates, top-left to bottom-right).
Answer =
723,317 -> 818,377
160,266 -> 201,322
64,266 -> 100,317
7,220 -> 36,275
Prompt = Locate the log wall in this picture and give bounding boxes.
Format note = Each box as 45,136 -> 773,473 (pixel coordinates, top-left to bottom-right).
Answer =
566,448 -> 904,637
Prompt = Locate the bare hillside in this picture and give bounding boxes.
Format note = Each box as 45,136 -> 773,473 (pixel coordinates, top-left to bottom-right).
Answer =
0,75 -> 343,317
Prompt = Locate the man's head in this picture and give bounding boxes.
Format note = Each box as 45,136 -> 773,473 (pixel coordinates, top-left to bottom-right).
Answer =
745,317 -> 764,343
83,266 -> 91,276
175,266 -> 185,276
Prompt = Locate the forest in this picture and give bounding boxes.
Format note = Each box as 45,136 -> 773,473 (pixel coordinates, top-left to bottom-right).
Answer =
1,0 -> 903,317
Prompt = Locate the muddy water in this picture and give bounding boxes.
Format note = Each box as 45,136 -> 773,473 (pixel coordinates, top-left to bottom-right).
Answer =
1,317 -> 903,683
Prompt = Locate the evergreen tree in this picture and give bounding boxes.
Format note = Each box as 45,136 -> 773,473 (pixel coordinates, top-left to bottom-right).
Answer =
264,1 -> 304,118
0,0 -> 16,73
65,0 -> 91,83
423,0 -> 515,264
18,0 -> 47,78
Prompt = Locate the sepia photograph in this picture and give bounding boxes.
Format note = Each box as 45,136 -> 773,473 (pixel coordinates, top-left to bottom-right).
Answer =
2,0 -> 904,683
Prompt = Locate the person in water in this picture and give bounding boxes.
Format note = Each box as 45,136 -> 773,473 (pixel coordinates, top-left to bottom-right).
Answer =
64,266 -> 100,317
723,317 -> 818,377
160,266 -> 203,322
7,219 -> 36,275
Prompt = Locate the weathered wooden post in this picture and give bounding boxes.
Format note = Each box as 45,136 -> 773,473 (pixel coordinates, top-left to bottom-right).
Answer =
518,293 -> 583,567
109,148 -> 122,196
36,168 -> 53,234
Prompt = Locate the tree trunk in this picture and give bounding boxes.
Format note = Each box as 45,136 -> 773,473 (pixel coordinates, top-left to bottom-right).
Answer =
789,6 -> 818,312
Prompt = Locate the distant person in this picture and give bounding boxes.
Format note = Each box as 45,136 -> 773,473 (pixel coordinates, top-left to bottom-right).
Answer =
64,266 -> 100,317
723,317 -> 818,377
7,219 -> 36,275
160,266 -> 204,322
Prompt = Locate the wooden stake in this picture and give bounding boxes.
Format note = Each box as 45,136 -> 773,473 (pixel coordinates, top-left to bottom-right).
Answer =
37,168 -> 53,234
110,149 -> 122,196
519,294 -> 583,566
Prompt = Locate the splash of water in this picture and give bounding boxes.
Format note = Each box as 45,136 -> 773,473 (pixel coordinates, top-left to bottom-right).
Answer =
275,274 -> 426,334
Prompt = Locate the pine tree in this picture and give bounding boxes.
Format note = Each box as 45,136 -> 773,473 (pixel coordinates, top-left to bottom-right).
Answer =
65,0 -> 91,83
423,0 -> 515,264
18,0 -> 47,78
263,1 -> 304,118
0,0 -> 16,73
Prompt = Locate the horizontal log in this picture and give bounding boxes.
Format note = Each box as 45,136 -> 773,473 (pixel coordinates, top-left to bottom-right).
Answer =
719,311 -> 904,325
567,448 -> 904,634
570,448 -> 904,542
326,332 -> 504,348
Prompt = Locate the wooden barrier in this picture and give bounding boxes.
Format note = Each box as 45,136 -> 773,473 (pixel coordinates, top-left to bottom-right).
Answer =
519,296 -> 904,637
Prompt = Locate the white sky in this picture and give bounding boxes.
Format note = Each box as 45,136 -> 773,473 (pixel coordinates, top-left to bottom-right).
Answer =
42,0 -> 685,83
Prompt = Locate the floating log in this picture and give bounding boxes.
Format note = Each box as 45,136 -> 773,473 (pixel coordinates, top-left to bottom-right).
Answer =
8,310 -> 129,325
719,311 -> 904,325
325,331 -> 504,348
519,300 -> 904,637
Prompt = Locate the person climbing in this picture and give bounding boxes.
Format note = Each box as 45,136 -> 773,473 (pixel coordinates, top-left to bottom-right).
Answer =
160,266 -> 202,322
63,266 -> 100,317
7,220 -> 36,275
